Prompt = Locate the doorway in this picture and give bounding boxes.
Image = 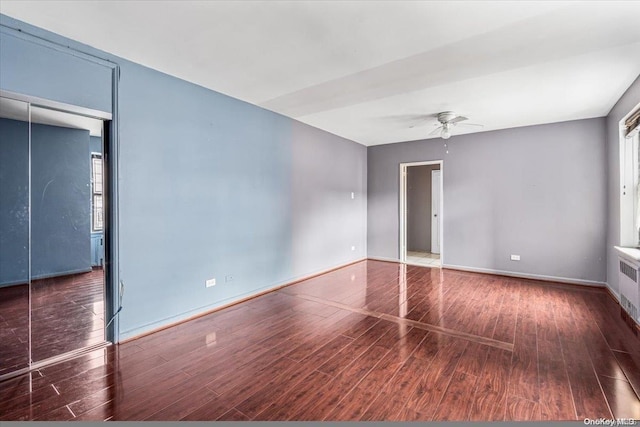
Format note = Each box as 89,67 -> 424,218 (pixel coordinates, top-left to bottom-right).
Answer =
0,94 -> 112,380
400,161 -> 443,267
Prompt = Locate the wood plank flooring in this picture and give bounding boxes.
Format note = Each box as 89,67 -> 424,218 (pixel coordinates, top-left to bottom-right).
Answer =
31,268 -> 105,362
0,283 -> 29,376
0,268 -> 105,376
1,260 -> 639,421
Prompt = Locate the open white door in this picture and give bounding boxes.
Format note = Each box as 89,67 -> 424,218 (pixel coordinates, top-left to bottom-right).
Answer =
401,165 -> 407,262
431,170 -> 441,254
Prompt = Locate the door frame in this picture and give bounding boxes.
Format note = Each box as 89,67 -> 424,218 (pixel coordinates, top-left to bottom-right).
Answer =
399,160 -> 444,264
431,169 -> 442,254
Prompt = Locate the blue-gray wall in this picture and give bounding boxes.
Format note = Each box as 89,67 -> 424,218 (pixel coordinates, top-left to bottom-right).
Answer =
0,118 -> 92,285
291,122 -> 367,275
0,118 -> 29,286
90,135 -> 102,154
368,118 -> 607,285
0,14 -> 367,340
31,122 -> 91,279
606,75 -> 640,297
0,29 -> 112,113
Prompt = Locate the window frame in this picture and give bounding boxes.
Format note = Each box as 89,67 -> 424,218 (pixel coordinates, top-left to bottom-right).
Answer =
620,103 -> 640,248
91,152 -> 103,232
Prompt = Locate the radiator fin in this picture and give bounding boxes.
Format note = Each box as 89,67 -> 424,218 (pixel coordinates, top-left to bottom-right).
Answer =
620,260 -> 637,282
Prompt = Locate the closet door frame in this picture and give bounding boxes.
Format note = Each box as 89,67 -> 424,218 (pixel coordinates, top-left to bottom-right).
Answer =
0,89 -> 119,381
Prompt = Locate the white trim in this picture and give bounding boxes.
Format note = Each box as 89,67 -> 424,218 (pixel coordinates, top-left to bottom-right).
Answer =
606,284 -> 621,302
442,263 -> 606,287
368,256 -> 441,269
620,101 -> 640,247
119,258 -> 368,341
615,245 -> 640,262
0,89 -> 112,120
90,152 -> 104,233
399,160 -> 444,265
369,256 -> 403,263
431,169 -> 442,254
368,257 -> 605,287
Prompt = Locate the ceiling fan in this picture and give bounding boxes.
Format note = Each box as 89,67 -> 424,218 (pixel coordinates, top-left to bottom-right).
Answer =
424,111 -> 483,140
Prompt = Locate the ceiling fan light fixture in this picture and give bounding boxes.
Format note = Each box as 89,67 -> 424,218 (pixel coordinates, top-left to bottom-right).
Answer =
441,125 -> 451,140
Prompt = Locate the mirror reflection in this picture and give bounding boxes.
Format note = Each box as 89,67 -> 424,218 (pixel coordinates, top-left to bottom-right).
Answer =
29,105 -> 106,362
0,97 -> 30,375
0,95 -> 108,377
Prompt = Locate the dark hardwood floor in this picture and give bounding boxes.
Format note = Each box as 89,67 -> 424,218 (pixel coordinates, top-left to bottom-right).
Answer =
1,260 -> 639,421
0,268 -> 105,376
31,269 -> 105,362
0,283 -> 29,376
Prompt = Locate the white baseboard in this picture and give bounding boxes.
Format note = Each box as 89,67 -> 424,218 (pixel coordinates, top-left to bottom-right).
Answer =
368,256 -> 442,268
605,283 -> 620,302
368,257 -> 606,287
119,257 -> 367,342
368,256 -> 402,263
442,263 -> 607,288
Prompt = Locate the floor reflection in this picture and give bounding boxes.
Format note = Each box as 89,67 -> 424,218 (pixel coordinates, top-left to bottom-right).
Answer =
0,283 -> 30,376
30,268 -> 105,362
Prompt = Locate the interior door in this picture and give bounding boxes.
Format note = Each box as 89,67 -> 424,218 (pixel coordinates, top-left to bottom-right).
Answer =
401,165 -> 408,262
431,170 -> 441,254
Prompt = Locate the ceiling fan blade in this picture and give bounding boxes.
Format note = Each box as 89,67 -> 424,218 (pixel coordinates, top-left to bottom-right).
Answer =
408,116 -> 431,128
449,116 -> 468,124
428,126 -> 443,136
456,123 -> 484,128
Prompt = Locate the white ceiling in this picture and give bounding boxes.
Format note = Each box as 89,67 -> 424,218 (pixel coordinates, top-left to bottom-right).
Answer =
2,1 -> 640,146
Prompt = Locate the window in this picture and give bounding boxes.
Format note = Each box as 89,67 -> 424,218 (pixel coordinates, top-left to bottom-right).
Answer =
91,153 -> 103,232
621,106 -> 640,247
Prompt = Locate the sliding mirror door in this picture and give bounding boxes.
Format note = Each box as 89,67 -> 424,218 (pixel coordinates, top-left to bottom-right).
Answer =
29,105 -> 106,363
0,98 -> 31,376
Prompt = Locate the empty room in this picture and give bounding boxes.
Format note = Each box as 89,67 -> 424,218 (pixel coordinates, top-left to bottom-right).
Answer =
1,1 -> 639,422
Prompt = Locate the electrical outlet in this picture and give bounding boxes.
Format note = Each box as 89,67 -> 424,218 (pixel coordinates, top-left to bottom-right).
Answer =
225,275 -> 233,283
510,255 -> 520,261
351,192 -> 355,199
351,246 -> 356,251
205,278 -> 216,287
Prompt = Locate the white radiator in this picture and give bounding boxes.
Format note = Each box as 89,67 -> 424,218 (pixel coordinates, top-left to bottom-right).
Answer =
619,258 -> 640,325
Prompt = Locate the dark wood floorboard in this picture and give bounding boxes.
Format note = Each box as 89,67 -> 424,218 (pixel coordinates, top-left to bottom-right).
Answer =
613,350 -> 640,399
1,260 -> 638,421
599,376 -> 640,419
505,396 -> 542,421
468,347 -> 511,421
0,268 -> 105,377
144,386 -> 218,421
31,269 -> 105,362
0,283 -> 30,376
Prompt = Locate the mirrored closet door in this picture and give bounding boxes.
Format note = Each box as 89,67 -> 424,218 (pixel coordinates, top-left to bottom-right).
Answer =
0,96 -> 109,379
0,97 -> 31,377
